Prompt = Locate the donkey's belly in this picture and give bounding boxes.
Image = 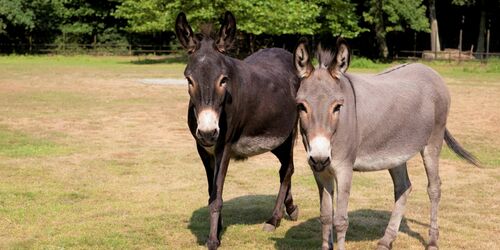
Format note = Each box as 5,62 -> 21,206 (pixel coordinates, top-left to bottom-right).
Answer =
353,152 -> 415,171
231,136 -> 286,157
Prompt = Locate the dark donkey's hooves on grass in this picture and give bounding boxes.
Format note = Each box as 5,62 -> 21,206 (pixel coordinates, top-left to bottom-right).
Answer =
262,217 -> 281,232
286,205 -> 299,221
262,222 -> 277,232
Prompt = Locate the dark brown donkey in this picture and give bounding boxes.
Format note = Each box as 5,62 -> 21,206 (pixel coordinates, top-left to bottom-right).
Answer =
175,12 -> 300,249
293,38 -> 478,250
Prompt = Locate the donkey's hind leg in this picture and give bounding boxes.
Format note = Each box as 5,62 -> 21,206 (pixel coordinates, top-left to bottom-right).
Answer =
421,128 -> 445,250
263,133 -> 298,231
377,163 -> 412,250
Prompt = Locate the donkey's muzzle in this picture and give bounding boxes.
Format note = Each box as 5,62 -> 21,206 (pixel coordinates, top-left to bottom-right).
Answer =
308,156 -> 331,172
196,128 -> 219,146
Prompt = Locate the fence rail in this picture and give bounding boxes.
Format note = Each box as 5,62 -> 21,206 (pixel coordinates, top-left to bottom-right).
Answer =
1,43 -> 499,63
0,43 -> 179,55
396,49 -> 500,63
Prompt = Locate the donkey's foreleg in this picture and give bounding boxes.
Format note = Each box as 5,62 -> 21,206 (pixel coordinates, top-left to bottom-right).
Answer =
196,144 -> 215,198
333,166 -> 353,250
377,163 -> 412,250
314,172 -> 334,250
206,145 -> 231,250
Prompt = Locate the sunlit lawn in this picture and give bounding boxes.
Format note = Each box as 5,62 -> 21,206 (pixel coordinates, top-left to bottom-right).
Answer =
0,55 -> 499,249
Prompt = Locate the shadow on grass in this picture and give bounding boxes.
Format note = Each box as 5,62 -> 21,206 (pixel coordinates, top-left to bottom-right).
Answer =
188,195 -> 276,245
189,195 -> 426,248
273,209 -> 427,249
128,55 -> 187,65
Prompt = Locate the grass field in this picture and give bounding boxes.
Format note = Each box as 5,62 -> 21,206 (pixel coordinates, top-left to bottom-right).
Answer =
0,55 -> 499,249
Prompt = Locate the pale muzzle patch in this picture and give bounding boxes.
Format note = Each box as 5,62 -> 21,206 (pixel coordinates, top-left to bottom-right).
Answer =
197,109 -> 219,133
308,136 -> 331,160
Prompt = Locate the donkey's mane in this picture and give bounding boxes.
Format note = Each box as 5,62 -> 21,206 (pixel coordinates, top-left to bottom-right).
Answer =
196,23 -> 216,40
376,63 -> 411,76
316,44 -> 335,69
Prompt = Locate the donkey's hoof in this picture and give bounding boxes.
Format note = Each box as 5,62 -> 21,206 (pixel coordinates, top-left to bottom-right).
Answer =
376,244 -> 391,250
206,239 -> 220,250
426,245 -> 438,250
287,205 -> 299,221
262,222 -> 277,232
377,240 -> 392,250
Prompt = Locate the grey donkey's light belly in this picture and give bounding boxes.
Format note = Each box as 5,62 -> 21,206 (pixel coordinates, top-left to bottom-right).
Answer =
352,153 -> 416,171
231,136 -> 286,157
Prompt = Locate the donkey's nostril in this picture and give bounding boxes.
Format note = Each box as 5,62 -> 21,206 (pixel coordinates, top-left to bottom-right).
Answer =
196,128 -> 219,146
321,157 -> 331,166
309,156 -> 317,164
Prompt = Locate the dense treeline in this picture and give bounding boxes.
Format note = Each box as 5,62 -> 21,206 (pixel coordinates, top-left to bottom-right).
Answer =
0,0 -> 498,58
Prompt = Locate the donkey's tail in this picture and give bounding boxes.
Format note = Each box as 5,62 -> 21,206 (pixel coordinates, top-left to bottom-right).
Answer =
444,128 -> 480,167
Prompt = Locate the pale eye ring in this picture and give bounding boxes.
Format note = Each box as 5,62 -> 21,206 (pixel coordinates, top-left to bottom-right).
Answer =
220,76 -> 228,86
186,77 -> 194,86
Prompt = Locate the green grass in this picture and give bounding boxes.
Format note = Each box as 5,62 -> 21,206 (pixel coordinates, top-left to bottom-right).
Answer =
0,125 -> 70,158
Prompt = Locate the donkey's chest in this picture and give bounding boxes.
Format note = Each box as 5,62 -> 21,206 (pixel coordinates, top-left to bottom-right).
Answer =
231,136 -> 285,157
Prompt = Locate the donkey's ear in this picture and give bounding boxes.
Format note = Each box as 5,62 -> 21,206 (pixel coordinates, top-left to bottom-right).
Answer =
175,12 -> 198,53
294,38 -> 313,78
329,37 -> 350,78
215,11 -> 237,53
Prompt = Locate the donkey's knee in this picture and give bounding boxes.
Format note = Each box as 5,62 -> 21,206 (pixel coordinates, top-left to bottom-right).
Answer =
333,215 -> 349,233
427,179 -> 441,201
209,197 -> 223,213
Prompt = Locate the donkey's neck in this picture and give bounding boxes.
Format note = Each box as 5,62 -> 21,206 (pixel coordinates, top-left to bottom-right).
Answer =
330,75 -> 359,165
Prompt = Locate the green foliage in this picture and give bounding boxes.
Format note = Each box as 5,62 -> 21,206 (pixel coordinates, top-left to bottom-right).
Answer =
0,0 -> 34,33
317,0 -> 367,38
451,0 -> 476,6
227,0 -> 321,35
59,0 -> 126,44
115,0 -> 364,37
0,0 -> 63,35
362,0 -> 429,33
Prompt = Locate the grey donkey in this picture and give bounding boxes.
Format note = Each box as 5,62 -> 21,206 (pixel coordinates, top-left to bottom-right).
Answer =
293,38 -> 479,250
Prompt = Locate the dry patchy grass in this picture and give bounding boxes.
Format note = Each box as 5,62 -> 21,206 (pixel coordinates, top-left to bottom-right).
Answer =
0,56 -> 498,249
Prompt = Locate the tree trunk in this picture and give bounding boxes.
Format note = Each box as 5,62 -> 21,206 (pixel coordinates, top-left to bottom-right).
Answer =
429,0 -> 441,52
476,0 -> 486,57
374,0 -> 388,58
249,33 -> 255,53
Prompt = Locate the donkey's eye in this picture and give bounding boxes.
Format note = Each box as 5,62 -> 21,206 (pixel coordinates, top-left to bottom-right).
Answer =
333,104 -> 342,113
220,77 -> 228,86
297,103 -> 307,113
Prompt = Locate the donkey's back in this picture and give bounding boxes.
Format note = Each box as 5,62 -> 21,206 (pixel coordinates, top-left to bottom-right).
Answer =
244,48 -> 299,92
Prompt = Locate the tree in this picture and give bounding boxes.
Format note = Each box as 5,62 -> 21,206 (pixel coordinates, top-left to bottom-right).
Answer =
115,0 -> 364,37
0,0 -> 36,35
59,0 -> 126,45
316,0 -> 367,38
452,0 -> 490,56
361,0 -> 429,58
115,0 -> 365,53
0,0 -> 64,52
428,0 -> 440,52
